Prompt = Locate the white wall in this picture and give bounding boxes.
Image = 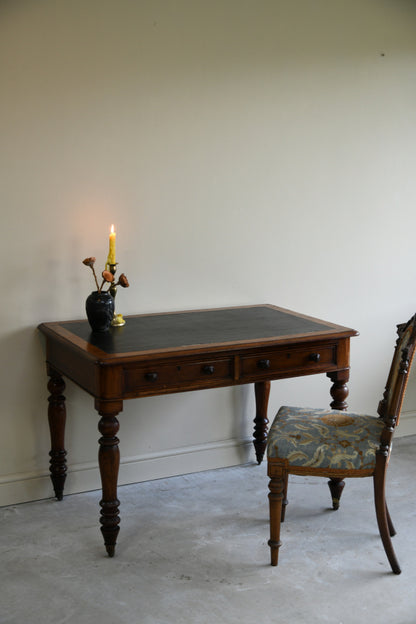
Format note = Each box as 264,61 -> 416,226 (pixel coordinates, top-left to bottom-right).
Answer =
1,0 -> 416,506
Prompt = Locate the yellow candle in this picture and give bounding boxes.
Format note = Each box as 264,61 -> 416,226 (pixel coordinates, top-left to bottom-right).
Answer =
107,224 -> 116,265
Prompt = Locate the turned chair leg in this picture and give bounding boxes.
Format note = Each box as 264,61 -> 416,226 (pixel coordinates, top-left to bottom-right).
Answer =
373,473 -> 401,574
281,473 -> 289,522
328,478 -> 345,510
268,470 -> 285,566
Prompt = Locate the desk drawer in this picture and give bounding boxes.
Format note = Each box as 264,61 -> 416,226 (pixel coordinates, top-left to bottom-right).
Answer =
240,344 -> 336,379
123,357 -> 233,394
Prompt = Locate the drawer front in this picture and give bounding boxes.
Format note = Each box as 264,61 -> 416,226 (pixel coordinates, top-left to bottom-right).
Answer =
240,344 -> 336,379
123,357 -> 233,394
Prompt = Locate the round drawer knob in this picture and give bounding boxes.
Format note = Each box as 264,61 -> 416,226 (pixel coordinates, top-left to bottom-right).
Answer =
258,359 -> 271,370
203,365 -> 215,375
145,372 -> 158,382
309,353 -> 321,363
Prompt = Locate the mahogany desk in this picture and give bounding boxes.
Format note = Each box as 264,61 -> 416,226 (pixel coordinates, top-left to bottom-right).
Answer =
38,304 -> 358,556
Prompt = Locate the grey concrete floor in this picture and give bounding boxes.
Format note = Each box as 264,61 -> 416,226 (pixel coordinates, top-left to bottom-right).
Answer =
2,436 -> 416,624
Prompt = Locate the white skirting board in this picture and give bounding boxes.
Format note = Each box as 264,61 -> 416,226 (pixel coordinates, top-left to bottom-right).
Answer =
0,438 -> 253,507
395,410 -> 416,438
2,411 -> 416,508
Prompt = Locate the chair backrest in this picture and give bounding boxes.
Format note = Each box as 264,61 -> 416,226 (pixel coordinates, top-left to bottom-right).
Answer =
377,313 -> 416,435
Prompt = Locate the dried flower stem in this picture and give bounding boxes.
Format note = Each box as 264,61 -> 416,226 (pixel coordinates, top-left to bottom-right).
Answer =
91,266 -> 100,291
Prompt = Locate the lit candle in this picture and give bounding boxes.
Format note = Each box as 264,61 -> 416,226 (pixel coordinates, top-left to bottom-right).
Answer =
107,224 -> 116,265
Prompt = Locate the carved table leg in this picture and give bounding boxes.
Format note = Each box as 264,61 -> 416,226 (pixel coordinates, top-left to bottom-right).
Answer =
253,381 -> 271,464
327,370 -> 349,507
327,370 -> 349,411
96,400 -> 123,557
47,366 -> 67,501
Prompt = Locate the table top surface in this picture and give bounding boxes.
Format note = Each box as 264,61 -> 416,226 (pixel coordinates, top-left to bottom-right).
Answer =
39,304 -> 358,360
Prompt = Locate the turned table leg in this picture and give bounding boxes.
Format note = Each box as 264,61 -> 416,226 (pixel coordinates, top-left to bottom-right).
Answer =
253,381 -> 271,464
96,400 -> 123,557
327,370 -> 349,411
327,370 -> 349,507
47,366 -> 67,501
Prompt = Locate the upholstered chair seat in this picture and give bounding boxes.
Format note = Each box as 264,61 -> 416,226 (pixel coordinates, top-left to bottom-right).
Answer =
268,406 -> 385,473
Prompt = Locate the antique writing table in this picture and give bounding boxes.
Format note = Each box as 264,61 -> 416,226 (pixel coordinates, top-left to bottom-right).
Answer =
38,304 -> 358,556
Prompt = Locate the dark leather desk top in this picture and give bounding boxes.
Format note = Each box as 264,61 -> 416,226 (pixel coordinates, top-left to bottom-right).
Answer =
53,304 -> 356,356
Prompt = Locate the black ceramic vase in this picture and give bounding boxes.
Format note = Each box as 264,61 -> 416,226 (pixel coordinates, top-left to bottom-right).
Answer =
85,291 -> 115,332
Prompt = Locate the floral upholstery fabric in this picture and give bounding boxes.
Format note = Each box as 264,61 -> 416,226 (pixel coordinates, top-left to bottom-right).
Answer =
267,406 -> 385,471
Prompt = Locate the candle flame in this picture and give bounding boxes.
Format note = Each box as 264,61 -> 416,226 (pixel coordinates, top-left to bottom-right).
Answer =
110,224 -> 115,234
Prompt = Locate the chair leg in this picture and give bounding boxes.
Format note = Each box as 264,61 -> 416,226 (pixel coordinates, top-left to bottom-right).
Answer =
386,503 -> 396,537
373,473 -> 401,574
268,469 -> 285,566
328,478 -> 345,510
281,472 -> 289,522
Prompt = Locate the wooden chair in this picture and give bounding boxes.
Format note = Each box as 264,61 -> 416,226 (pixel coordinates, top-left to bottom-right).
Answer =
267,314 -> 416,574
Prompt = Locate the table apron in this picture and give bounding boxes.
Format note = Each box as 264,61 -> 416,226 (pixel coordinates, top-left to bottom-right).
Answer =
45,338 -> 350,401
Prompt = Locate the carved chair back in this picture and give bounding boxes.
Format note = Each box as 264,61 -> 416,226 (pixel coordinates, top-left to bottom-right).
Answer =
377,314 -> 416,443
